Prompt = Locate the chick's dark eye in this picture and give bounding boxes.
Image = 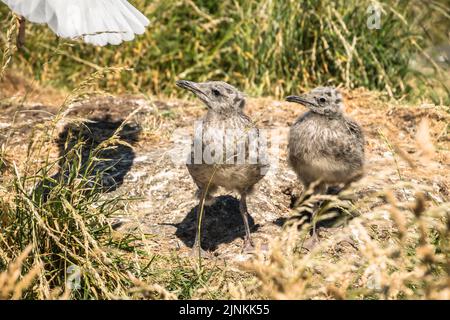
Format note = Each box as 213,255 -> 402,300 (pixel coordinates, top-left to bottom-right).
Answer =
319,97 -> 326,103
212,89 -> 221,96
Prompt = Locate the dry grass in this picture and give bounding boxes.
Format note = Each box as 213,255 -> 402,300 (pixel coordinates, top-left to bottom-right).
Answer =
0,246 -> 41,300
238,190 -> 449,299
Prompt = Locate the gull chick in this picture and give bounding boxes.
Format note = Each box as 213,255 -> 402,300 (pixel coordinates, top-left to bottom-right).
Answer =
176,80 -> 268,255
286,87 -> 364,239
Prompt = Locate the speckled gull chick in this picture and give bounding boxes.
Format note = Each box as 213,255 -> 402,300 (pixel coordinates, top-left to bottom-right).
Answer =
176,80 -> 269,256
286,87 -> 365,241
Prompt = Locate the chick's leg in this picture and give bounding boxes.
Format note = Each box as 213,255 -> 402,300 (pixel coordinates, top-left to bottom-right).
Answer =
302,182 -> 327,251
239,192 -> 254,253
190,187 -> 212,258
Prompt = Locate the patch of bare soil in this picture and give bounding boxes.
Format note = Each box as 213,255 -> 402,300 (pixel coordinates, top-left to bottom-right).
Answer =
1,89 -> 449,263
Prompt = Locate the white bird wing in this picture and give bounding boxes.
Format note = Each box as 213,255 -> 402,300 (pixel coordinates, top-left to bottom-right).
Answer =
1,0 -> 150,46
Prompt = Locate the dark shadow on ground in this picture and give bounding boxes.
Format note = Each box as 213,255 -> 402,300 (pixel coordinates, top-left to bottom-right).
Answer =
173,195 -> 260,252
35,115 -> 140,201
57,115 -> 140,191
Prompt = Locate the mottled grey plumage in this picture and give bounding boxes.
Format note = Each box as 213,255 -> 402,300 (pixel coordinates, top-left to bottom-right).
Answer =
287,87 -> 364,190
286,87 -> 364,242
176,80 -> 268,255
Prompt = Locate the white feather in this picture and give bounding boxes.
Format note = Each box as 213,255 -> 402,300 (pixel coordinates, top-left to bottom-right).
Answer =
1,0 -> 150,46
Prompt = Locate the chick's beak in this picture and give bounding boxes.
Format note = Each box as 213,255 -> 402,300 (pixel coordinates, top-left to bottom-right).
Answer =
176,80 -> 205,96
285,94 -> 316,107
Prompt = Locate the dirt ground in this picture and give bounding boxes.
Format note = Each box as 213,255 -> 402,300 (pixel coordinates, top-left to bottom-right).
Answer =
1,81 -> 449,263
